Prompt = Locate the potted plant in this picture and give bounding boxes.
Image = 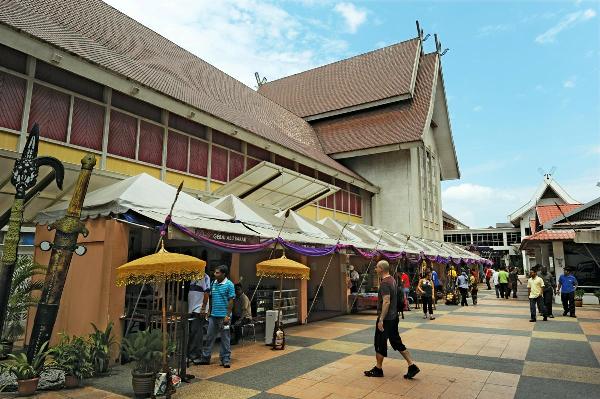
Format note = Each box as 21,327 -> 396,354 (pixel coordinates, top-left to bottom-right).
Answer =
122,329 -> 162,398
594,290 -> 600,305
575,288 -> 585,307
1,342 -> 48,396
1,256 -> 44,359
88,322 -> 116,376
48,334 -> 93,388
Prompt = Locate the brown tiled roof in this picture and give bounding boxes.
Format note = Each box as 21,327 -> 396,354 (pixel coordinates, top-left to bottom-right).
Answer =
0,0 -> 364,181
536,204 -> 582,225
310,53 -> 438,154
258,39 -> 421,118
523,229 -> 575,242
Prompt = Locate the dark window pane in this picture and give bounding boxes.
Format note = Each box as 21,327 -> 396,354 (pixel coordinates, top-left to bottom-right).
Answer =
326,194 -> 334,209
247,144 -> 270,161
211,145 -> 227,182
189,138 -> 208,177
274,155 -> 295,170
168,113 -> 207,139
212,130 -> 242,152
35,61 -> 103,101
246,157 -> 260,171
299,164 -> 315,178
166,131 -> 188,172
228,151 -> 244,181
108,110 -> 136,159
0,71 -> 26,131
319,173 -> 334,185
70,97 -> 104,150
356,196 -> 362,216
349,184 -> 360,194
340,191 -> 349,213
335,179 -> 348,190
0,44 -> 27,73
138,121 -> 163,166
112,90 -> 161,122
29,84 -> 69,142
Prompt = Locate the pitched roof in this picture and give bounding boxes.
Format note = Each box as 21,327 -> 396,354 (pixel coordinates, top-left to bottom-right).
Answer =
0,0 -> 363,181
310,53 -> 438,154
508,176 -> 578,224
258,39 -> 421,118
536,204 -> 582,225
544,196 -> 600,228
523,229 -> 575,242
442,210 -> 469,229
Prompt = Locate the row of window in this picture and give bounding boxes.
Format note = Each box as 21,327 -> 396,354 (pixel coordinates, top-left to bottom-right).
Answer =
0,44 -> 364,216
443,232 -> 523,246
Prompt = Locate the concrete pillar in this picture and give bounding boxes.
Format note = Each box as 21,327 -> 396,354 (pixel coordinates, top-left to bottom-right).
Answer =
552,241 -> 565,305
230,252 -> 240,283
541,244 -> 551,268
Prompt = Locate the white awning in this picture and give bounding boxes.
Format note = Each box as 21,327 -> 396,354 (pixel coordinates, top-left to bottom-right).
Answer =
212,161 -> 339,211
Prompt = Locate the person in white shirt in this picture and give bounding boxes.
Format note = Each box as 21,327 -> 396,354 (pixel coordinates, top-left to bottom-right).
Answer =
492,269 -> 500,298
349,265 -> 360,293
188,272 -> 210,363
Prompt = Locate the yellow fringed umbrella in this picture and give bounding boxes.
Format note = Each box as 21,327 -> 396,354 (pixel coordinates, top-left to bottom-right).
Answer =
256,254 -> 310,280
116,244 -> 206,286
116,243 -> 205,397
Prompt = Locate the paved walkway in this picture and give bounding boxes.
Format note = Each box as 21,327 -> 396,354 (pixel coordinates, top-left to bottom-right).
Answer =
30,289 -> 600,398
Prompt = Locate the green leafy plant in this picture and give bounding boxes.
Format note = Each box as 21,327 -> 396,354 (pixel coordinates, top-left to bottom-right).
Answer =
88,322 -> 116,375
1,342 -> 48,380
122,329 -> 162,374
48,334 -> 94,380
1,256 -> 45,343
575,288 -> 585,300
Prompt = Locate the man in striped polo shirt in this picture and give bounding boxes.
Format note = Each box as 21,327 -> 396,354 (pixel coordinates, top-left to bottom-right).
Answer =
198,265 -> 236,368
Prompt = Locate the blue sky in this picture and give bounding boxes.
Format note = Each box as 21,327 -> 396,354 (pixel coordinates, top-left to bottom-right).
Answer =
107,0 -> 599,228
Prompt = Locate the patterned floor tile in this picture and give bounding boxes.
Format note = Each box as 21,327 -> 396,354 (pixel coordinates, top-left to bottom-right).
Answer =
525,338 -> 599,367
531,330 -> 588,341
515,376 -> 600,398
176,380 -> 259,399
522,361 -> 600,385
309,339 -> 371,354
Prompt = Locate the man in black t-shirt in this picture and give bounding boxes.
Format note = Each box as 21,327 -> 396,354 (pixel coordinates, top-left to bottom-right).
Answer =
364,260 -> 420,379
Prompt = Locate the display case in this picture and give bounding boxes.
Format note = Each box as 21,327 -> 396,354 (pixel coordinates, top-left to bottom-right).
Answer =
254,289 -> 298,325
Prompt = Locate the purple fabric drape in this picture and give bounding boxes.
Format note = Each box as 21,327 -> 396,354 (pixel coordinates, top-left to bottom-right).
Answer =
277,238 -> 340,257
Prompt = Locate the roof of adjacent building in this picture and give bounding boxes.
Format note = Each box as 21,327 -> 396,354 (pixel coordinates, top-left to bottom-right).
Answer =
0,0 -> 364,181
544,196 -> 600,229
536,204 -> 582,225
310,53 -> 438,154
522,229 -> 575,243
509,176 -> 578,224
442,210 -> 469,229
258,39 -> 421,118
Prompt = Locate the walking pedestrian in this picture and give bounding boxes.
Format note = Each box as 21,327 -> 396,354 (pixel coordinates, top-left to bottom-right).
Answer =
492,268 -> 500,298
188,272 -> 210,364
527,268 -> 547,322
498,266 -> 509,299
432,268 -> 442,304
470,271 -> 478,305
539,266 -> 556,318
456,271 -> 469,306
364,260 -> 420,379
508,267 -> 522,298
417,271 -> 435,320
557,267 -> 578,318
197,265 -> 236,368
485,267 -> 493,290
400,270 -> 411,311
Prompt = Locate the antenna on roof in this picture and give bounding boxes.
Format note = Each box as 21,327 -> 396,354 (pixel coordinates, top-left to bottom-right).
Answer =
254,72 -> 267,88
434,34 -> 449,56
537,166 -> 557,180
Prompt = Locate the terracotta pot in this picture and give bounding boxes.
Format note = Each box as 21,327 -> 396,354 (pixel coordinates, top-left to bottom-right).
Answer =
64,375 -> 81,388
131,370 -> 156,398
17,377 -> 39,396
575,299 -> 583,307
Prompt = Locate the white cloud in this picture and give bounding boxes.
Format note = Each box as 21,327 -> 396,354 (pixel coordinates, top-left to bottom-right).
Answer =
535,8 -> 597,44
478,24 -> 511,36
103,0 -> 349,88
334,2 -> 367,33
563,76 -> 577,88
473,105 -> 483,112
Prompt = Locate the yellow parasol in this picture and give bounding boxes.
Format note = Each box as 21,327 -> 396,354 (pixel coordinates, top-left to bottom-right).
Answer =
116,243 -> 205,398
256,254 -> 310,280
116,244 -> 206,286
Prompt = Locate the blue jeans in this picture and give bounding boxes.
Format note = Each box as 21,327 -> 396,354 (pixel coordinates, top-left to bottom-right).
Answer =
200,316 -> 231,365
529,296 -> 546,320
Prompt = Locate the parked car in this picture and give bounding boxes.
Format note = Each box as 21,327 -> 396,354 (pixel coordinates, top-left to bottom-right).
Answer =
573,261 -> 600,290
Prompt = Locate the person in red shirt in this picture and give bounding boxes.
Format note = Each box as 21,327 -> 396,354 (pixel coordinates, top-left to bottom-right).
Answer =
485,267 -> 493,290
400,271 -> 411,310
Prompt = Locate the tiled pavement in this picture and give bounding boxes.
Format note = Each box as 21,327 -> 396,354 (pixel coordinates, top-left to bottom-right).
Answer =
21,289 -> 600,398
